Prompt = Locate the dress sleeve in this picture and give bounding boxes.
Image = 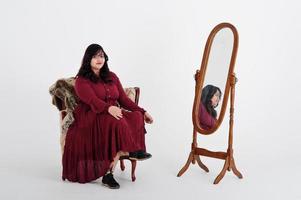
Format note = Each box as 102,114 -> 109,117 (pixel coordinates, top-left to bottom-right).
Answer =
75,77 -> 110,113
112,72 -> 146,114
199,103 -> 216,130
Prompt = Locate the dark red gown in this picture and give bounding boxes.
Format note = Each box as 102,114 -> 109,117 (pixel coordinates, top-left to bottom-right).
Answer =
62,72 -> 146,183
199,103 -> 217,130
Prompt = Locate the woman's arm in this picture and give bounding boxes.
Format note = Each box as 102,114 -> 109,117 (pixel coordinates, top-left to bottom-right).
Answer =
112,72 -> 146,114
75,77 -> 110,113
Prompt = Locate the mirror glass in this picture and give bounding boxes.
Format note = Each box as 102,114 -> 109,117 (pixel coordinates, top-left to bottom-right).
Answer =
197,28 -> 234,131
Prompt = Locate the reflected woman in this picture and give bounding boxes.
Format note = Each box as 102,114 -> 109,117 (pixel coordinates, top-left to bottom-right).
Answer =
199,85 -> 222,130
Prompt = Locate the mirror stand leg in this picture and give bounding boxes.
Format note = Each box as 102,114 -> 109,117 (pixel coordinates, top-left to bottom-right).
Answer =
194,155 -> 209,172
177,152 -> 194,177
213,156 -> 230,184
192,155 -> 196,164
213,154 -> 243,184
230,157 -> 243,179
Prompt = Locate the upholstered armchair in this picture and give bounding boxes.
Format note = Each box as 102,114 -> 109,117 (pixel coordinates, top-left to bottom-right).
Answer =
49,77 -> 140,182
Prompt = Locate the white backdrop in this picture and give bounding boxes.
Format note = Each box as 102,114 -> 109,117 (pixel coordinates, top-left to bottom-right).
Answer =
1,0 -> 300,199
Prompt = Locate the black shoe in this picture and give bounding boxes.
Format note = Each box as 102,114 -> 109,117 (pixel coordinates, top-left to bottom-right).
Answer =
102,173 -> 120,189
129,151 -> 152,161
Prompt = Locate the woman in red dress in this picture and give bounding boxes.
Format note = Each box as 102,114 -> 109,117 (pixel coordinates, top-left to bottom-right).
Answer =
62,44 -> 153,189
198,85 -> 221,130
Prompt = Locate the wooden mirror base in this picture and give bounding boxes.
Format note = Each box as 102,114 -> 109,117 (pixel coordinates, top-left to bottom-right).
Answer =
177,141 -> 243,184
178,73 -> 243,184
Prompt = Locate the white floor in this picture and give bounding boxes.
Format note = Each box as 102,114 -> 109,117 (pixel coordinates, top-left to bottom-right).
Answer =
1,125 -> 300,200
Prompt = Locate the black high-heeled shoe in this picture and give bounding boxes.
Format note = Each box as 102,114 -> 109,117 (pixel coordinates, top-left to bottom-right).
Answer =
129,151 -> 152,161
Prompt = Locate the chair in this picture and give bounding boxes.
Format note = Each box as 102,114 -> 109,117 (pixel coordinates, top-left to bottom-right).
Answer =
49,77 -> 140,182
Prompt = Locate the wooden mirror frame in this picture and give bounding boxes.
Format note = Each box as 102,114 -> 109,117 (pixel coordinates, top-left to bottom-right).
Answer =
194,22 -> 238,135
177,22 -> 243,184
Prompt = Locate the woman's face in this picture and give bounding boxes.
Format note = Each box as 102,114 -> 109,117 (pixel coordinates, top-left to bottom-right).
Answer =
211,90 -> 221,107
90,51 -> 105,72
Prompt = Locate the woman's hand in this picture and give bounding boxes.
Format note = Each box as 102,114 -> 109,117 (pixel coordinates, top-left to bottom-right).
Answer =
144,112 -> 153,124
108,106 -> 123,120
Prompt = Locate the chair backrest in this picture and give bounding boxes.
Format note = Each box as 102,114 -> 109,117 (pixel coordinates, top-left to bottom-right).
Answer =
50,77 -> 140,111
124,87 -> 140,105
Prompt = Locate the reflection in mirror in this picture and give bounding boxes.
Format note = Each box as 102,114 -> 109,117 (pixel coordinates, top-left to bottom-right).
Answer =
198,85 -> 222,130
197,27 -> 233,131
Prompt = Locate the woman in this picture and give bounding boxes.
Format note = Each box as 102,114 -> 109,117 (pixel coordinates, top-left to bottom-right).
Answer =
199,85 -> 221,130
62,44 -> 153,189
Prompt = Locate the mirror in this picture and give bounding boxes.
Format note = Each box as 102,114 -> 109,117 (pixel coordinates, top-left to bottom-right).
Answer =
192,23 -> 238,135
196,27 -> 234,132
177,22 -> 243,184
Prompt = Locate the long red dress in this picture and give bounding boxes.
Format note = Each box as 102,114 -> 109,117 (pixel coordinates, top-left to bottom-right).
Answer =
198,103 -> 217,130
62,72 -> 147,183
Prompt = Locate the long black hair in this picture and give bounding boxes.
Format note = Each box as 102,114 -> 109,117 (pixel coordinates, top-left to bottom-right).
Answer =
76,44 -> 112,83
201,85 -> 222,118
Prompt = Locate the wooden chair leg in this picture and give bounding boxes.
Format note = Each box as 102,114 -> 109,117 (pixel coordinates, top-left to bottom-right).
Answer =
119,158 -> 137,181
120,160 -> 125,171
131,160 -> 137,182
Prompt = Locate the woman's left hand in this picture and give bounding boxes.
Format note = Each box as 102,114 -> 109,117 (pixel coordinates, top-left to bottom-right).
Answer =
144,112 -> 153,124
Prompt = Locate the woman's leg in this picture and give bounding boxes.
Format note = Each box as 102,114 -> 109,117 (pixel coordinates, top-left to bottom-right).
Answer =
109,151 -> 129,172
102,151 -> 129,189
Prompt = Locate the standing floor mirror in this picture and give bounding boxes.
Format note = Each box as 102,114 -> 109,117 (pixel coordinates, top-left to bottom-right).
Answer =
177,22 -> 243,184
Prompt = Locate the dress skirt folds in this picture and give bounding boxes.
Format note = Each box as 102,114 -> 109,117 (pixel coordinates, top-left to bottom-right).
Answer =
62,72 -> 146,183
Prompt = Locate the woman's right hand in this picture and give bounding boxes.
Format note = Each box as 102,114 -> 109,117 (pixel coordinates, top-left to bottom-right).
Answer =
108,106 -> 123,120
